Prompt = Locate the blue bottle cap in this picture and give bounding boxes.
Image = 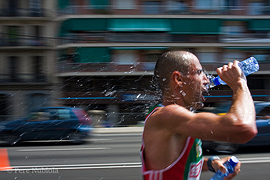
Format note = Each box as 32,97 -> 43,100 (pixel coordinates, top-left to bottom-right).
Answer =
229,156 -> 239,167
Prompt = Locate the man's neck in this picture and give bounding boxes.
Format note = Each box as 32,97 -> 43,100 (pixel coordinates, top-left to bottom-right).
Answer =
162,96 -> 185,107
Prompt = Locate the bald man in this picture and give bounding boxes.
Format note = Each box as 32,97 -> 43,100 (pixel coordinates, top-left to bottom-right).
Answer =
141,51 -> 257,180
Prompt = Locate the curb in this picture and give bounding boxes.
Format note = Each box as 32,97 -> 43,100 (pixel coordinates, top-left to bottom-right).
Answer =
92,127 -> 144,134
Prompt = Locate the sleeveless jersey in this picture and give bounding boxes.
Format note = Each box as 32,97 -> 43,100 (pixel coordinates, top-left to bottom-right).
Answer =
141,104 -> 203,180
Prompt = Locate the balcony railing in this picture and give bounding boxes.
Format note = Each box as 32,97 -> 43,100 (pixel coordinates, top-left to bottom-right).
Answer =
220,33 -> 270,43
0,74 -> 47,83
58,62 -> 156,73
0,8 -> 53,18
58,61 -> 270,74
57,5 -> 270,16
58,32 -> 270,45
0,37 -> 52,47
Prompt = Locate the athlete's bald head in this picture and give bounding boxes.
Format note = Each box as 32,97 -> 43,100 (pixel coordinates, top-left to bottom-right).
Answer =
154,51 -> 195,94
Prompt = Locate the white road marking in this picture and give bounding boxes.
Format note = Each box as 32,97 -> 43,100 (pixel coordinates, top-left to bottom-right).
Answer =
5,162 -> 141,171
4,157 -> 270,171
90,139 -> 112,141
5,157 -> 270,172
94,133 -> 141,136
239,157 -> 270,160
239,157 -> 270,164
12,162 -> 141,168
17,147 -> 111,152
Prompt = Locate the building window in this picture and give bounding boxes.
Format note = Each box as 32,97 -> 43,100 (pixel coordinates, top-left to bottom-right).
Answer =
253,54 -> 270,62
9,56 -> 19,82
248,2 -> 264,15
221,21 -> 245,39
113,50 -> 138,65
222,52 -> 245,63
27,93 -> 48,112
225,0 -> 241,10
165,1 -> 187,14
115,0 -> 135,9
196,52 -> 218,63
29,26 -> 43,46
29,0 -> 42,16
33,56 -> 45,82
142,1 -> 162,14
7,0 -> 18,16
0,94 -> 11,121
7,26 -> 20,46
142,51 -> 163,70
194,0 -> 225,10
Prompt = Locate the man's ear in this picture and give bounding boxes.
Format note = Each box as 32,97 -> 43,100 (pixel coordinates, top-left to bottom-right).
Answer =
172,71 -> 183,86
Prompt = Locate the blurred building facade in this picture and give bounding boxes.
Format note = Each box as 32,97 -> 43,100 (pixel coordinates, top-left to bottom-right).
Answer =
55,0 -> 270,125
0,0 -> 59,121
2,0 -> 270,125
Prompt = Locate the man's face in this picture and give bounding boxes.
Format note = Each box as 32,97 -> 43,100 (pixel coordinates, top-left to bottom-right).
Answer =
181,56 -> 209,110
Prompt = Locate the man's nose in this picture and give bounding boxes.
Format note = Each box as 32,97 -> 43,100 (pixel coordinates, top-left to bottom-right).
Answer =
203,73 -> 210,84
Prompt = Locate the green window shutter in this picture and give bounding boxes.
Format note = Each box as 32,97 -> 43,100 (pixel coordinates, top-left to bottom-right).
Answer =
248,20 -> 270,31
90,0 -> 109,9
59,18 -> 107,36
198,19 -> 221,34
69,19 -> 107,31
109,47 -> 168,50
75,47 -> 110,63
108,18 -> 170,32
171,19 -> 192,34
58,0 -> 70,9
143,19 -> 170,31
171,19 -> 220,34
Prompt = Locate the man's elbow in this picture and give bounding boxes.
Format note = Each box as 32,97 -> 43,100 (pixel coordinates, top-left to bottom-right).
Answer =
236,127 -> 258,144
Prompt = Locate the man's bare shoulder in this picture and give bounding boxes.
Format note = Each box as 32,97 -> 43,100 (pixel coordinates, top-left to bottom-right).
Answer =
145,104 -> 190,128
154,104 -> 190,117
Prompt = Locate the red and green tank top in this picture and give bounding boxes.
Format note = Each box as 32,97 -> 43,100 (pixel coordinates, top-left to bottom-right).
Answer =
141,104 -> 203,180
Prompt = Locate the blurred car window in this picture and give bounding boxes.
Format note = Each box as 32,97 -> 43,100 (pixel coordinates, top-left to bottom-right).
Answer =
257,105 -> 270,119
0,107 -> 92,145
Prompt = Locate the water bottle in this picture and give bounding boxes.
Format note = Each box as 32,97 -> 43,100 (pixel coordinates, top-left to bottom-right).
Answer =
210,57 -> 259,87
210,156 -> 239,180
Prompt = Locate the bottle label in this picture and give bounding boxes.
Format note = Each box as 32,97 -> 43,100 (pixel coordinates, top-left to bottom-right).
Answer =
188,159 -> 203,180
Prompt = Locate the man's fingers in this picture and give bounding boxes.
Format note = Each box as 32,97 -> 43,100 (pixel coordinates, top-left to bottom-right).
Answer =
228,62 -> 233,69
233,60 -> 240,67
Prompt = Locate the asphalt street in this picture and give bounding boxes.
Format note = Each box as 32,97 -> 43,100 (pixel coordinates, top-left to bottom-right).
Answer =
0,127 -> 270,180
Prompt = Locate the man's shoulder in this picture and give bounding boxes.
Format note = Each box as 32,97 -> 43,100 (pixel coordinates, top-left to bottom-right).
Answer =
146,104 -> 189,126
147,104 -> 164,114
161,104 -> 188,112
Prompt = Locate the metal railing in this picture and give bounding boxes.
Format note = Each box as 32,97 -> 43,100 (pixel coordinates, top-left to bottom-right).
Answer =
0,74 -> 47,83
58,62 -> 156,73
89,112 -> 146,127
57,5 -> 270,16
58,61 -> 270,74
0,37 -> 53,47
58,32 -> 270,45
0,8 -> 53,18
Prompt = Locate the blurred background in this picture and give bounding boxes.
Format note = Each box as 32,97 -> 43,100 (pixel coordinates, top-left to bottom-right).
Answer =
1,0 -> 270,127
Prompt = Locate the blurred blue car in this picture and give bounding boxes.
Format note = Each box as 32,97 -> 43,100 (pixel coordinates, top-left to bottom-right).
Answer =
201,101 -> 270,153
0,107 -> 92,145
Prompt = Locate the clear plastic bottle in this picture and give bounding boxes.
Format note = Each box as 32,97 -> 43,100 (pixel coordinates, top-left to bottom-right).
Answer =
210,57 -> 259,87
210,156 -> 239,180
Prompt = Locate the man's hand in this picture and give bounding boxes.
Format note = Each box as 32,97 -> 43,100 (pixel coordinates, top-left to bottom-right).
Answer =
212,156 -> 241,180
216,60 -> 246,90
